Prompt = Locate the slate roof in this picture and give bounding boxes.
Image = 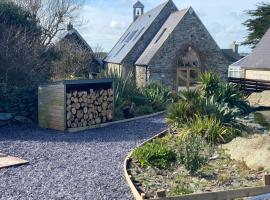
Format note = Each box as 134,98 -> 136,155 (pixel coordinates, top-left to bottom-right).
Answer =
230,55 -> 250,67
104,1 -> 171,64
58,27 -> 94,54
221,49 -> 241,64
135,8 -> 190,66
240,27 -> 270,69
133,1 -> 144,8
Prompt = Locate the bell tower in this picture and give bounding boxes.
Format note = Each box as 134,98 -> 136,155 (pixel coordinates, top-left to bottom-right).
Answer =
133,1 -> 144,21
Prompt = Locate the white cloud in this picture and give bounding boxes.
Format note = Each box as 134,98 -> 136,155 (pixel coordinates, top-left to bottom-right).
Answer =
78,0 -> 262,53
109,20 -> 126,29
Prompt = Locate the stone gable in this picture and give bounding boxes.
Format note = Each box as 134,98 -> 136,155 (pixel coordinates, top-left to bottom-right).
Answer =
136,8 -> 228,89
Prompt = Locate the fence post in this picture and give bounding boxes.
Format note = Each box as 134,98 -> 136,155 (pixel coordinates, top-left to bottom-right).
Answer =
156,189 -> 166,199
264,174 -> 270,186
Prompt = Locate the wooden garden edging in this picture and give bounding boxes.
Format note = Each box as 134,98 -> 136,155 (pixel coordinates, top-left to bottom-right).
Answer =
68,111 -> 165,133
124,129 -> 169,200
124,131 -> 270,200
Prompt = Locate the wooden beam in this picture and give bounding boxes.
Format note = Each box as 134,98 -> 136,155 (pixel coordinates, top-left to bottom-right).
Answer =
264,174 -> 270,186
152,185 -> 270,200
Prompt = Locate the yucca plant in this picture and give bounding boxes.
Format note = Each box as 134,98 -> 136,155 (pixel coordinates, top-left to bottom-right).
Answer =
200,72 -> 221,97
98,69 -> 138,106
140,81 -> 176,111
215,83 -> 251,115
166,100 -> 200,128
180,115 -> 230,144
200,96 -> 240,126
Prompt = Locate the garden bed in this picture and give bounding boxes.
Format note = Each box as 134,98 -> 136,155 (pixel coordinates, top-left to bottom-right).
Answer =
126,131 -> 267,199
124,72 -> 270,200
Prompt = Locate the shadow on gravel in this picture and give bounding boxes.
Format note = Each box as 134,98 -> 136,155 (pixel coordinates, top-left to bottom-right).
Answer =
0,115 -> 166,143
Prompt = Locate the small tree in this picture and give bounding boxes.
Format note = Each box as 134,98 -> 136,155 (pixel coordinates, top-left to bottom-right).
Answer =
94,44 -> 108,60
51,40 -> 93,81
242,2 -> 270,48
10,0 -> 83,47
0,1 -> 50,87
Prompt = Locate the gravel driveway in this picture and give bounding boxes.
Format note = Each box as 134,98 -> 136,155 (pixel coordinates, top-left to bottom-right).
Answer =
0,115 -> 166,200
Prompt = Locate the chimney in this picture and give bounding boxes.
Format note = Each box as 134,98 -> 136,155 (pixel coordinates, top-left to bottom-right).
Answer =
230,41 -> 239,54
133,1 -> 144,21
67,22 -> 73,31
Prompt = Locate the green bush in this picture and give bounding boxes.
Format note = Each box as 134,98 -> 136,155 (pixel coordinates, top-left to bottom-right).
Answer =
0,86 -> 38,121
140,81 -> 176,111
166,101 -> 199,128
215,83 -> 251,115
133,142 -> 176,169
98,70 -> 138,106
200,97 -> 239,126
200,72 -> 251,115
200,72 -> 221,97
181,115 -> 230,144
134,105 -> 154,116
176,133 -> 213,174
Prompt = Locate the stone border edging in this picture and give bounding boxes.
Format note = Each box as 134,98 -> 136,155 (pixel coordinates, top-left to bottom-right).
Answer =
123,129 -> 168,200
68,111 -> 165,133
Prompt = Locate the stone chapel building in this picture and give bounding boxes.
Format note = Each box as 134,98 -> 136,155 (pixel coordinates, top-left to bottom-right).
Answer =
104,0 -> 229,91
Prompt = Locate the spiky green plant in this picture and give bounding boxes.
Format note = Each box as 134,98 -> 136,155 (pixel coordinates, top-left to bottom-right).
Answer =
214,83 -> 251,115
140,81 -> 176,111
200,72 -> 221,97
180,115 -> 230,144
98,69 -> 138,106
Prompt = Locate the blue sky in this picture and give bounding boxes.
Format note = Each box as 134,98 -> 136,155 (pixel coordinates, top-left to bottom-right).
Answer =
78,0 -> 262,53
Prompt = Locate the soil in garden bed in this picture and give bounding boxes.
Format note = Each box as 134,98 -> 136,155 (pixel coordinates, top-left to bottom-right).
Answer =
129,134 -> 266,199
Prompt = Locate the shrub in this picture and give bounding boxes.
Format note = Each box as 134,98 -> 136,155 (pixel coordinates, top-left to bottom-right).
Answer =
140,81 -> 176,111
200,97 -> 239,126
215,83 -> 251,115
200,72 -> 251,115
200,72 -> 221,97
0,86 -> 38,121
134,105 -> 154,116
166,100 -> 200,128
98,69 -> 138,106
176,133 -> 213,174
133,142 -> 176,169
181,115 -> 230,144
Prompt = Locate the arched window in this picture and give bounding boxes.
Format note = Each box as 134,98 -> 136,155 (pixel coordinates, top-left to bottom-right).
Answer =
177,46 -> 201,91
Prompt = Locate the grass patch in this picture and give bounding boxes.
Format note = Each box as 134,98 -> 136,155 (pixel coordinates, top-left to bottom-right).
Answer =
254,112 -> 270,130
133,141 -> 176,169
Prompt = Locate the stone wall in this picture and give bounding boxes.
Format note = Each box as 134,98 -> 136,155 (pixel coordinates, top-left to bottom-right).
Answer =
122,1 -> 178,76
139,8 -> 229,89
136,66 -> 149,88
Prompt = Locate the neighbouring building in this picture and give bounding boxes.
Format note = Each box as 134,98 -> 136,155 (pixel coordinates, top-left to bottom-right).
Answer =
104,0 -> 229,91
57,23 -> 102,76
221,41 -> 241,64
228,27 -> 270,81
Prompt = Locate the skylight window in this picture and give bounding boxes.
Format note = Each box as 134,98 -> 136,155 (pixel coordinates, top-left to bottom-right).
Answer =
114,44 -> 126,57
155,28 -> 167,44
125,30 -> 138,43
133,27 -> 145,41
122,32 -> 130,43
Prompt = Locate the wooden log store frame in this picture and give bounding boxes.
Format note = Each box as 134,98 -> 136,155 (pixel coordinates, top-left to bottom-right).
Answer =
38,79 -> 114,132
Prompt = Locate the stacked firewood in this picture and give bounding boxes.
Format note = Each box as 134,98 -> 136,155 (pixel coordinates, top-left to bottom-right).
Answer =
66,88 -> 114,128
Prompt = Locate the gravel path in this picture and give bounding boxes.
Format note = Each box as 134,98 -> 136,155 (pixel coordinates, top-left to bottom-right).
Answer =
0,115 -> 166,200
